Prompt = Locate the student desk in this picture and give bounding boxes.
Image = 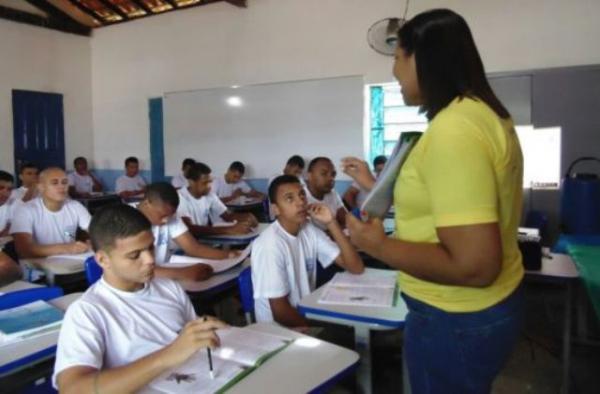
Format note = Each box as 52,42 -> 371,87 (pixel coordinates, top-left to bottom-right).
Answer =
76,192 -> 121,214
225,196 -> 264,211
20,254 -> 88,290
298,268 -> 408,394
0,292 -> 81,391
0,280 -> 43,295
181,259 -> 250,298
198,223 -> 269,247
525,253 -> 579,394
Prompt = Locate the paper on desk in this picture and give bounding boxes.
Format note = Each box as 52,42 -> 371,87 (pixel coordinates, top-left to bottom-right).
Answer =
328,272 -> 396,288
168,244 -> 251,273
46,252 -> 94,262
319,285 -> 396,307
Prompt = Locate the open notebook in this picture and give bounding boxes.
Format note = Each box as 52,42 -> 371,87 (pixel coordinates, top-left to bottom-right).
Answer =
0,300 -> 64,346
318,272 -> 398,307
148,327 -> 292,393
167,244 -> 251,273
360,132 -> 422,219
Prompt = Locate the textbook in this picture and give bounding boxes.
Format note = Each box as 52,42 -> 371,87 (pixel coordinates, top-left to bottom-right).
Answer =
318,272 -> 398,308
360,132 -> 422,219
148,327 -> 292,393
168,244 -> 251,273
0,300 -> 64,346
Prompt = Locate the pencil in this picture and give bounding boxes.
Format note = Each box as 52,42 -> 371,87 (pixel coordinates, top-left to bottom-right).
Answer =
204,316 -> 214,379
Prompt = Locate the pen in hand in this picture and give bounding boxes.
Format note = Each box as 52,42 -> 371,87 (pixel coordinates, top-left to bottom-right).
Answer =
204,316 -> 214,379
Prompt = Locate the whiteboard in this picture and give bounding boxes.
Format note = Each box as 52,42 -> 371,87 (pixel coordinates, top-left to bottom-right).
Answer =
163,76 -> 364,178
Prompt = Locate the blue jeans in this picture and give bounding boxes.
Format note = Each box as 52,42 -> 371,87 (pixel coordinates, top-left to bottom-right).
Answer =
402,286 -> 523,394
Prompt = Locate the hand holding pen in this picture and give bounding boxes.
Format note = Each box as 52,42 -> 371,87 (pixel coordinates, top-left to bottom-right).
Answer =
165,316 -> 226,369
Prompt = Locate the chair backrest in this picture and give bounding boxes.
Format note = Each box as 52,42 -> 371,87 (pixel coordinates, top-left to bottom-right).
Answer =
237,266 -> 254,324
0,286 -> 64,310
85,256 -> 103,286
525,210 -> 549,237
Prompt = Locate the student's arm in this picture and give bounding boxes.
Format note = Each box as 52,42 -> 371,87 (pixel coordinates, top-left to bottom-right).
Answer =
57,318 -> 226,394
180,216 -> 252,237
342,186 -> 360,210
0,224 -> 9,237
90,173 -> 103,192
335,207 -> 347,229
0,251 -> 21,286
13,233 -> 89,258
220,211 -> 258,227
269,296 -> 309,328
153,263 -> 214,282
309,204 -> 364,274
174,231 -> 231,260
244,189 -> 265,199
68,186 -> 81,199
219,188 -> 244,204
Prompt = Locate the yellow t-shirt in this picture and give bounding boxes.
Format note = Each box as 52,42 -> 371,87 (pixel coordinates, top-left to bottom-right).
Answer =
395,97 -> 524,312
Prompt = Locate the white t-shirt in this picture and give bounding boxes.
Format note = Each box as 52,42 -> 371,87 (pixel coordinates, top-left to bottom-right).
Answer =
10,186 -> 29,201
68,172 -> 95,194
115,174 -> 146,194
304,186 -> 346,229
171,172 -> 188,189
177,187 -> 227,226
0,198 -> 18,232
251,220 -> 340,323
212,175 -> 251,199
52,277 -> 196,388
152,215 -> 189,264
10,198 -> 91,244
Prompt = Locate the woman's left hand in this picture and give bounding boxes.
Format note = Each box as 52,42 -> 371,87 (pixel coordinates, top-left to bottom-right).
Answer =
346,213 -> 386,254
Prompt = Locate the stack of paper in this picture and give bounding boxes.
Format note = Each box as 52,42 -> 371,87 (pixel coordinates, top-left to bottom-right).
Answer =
0,300 -> 64,346
318,272 -> 397,307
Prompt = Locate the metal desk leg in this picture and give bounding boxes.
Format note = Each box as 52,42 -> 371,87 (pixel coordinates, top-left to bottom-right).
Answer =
561,281 -> 573,394
402,345 -> 411,394
354,326 -> 372,394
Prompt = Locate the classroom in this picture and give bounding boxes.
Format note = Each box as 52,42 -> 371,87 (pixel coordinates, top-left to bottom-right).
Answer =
1,0 -> 600,393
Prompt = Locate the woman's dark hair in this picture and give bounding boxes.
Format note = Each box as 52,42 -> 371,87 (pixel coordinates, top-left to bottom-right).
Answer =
397,9 -> 510,120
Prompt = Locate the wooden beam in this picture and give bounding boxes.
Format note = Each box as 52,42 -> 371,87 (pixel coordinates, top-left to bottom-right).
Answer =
131,0 -> 152,14
0,4 -> 91,35
25,0 -> 93,32
65,0 -> 104,24
97,0 -> 128,20
224,0 -> 246,7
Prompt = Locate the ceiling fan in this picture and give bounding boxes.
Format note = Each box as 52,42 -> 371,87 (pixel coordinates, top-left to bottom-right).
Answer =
366,0 -> 410,56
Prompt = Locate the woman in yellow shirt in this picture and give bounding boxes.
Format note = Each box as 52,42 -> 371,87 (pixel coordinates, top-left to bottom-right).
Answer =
346,9 -> 524,393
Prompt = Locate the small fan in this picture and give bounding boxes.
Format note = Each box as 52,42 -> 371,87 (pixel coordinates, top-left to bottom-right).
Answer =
367,0 -> 410,56
367,17 -> 404,56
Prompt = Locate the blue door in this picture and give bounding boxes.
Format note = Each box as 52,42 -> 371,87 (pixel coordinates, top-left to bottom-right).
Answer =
12,90 -> 65,176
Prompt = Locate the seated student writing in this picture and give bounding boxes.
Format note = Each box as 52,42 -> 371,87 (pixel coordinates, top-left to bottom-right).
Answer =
177,162 -> 258,237
53,204 -> 226,394
0,171 -> 18,237
115,157 -> 146,199
252,175 -> 364,327
0,251 -> 21,286
11,167 -> 91,258
304,157 -> 347,229
138,182 -> 237,282
11,162 -> 39,202
268,155 -> 306,187
212,161 -> 265,203
171,158 -> 196,190
68,157 -> 103,198
342,155 -> 387,211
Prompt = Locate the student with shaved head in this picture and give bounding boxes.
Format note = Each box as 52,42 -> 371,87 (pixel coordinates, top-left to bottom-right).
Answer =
11,167 -> 91,258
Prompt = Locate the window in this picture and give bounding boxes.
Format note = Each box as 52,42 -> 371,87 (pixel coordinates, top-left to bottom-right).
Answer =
365,83 -> 428,162
366,83 -> 562,189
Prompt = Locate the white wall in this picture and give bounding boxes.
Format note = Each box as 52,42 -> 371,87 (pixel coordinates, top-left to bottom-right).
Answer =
0,19 -> 93,173
85,0 -> 599,170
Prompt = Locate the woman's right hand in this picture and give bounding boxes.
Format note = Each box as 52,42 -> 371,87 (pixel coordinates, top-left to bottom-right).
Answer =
341,157 -> 376,190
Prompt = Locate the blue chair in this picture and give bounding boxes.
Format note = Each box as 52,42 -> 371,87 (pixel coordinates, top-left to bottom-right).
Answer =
85,256 -> 103,285
237,266 -> 254,324
525,210 -> 548,237
0,286 -> 64,311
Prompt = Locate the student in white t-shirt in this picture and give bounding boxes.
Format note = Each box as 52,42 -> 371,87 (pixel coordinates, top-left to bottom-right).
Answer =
252,175 -> 364,327
0,171 -> 17,236
171,158 -> 195,189
11,167 -> 91,258
138,182 -> 237,282
212,161 -> 265,203
53,204 -> 226,393
68,156 -> 104,198
304,157 -> 347,229
177,162 -> 258,237
10,162 -> 38,203
115,157 -> 146,198
343,155 -> 387,211
0,251 -> 21,286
